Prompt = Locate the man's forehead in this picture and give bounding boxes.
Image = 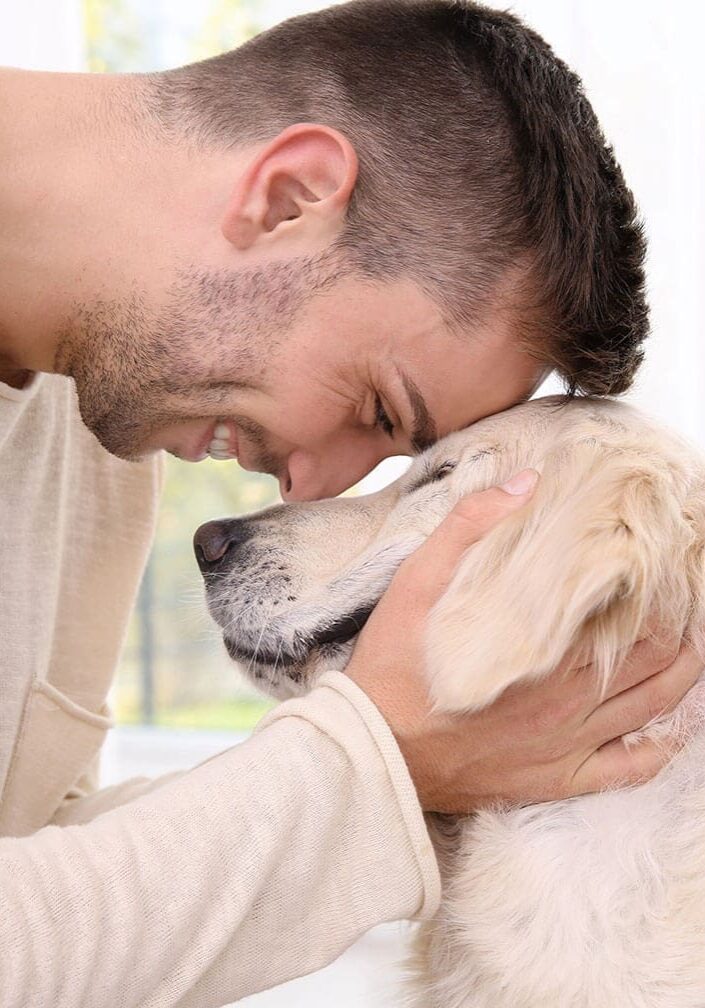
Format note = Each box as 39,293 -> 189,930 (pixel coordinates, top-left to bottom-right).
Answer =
397,345 -> 546,458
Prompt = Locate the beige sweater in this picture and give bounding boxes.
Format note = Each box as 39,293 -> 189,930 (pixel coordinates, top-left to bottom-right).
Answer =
0,373 -> 440,1006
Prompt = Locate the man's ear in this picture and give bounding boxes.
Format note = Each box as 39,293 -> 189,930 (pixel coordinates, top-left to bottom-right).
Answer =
222,124 -> 358,252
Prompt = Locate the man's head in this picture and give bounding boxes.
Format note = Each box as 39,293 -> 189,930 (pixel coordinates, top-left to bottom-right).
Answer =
51,0 -> 647,498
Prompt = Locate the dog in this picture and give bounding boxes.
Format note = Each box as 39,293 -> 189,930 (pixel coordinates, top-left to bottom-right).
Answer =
194,395 -> 705,1007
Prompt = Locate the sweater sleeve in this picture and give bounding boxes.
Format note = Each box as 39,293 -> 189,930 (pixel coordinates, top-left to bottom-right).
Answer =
0,672 -> 440,1008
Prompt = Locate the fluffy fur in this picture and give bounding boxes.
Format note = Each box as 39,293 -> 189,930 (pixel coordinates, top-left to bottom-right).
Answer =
197,395 -> 705,1007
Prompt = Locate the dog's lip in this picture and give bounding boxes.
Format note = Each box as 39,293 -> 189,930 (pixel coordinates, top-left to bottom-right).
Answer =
224,635 -> 300,669
222,603 -> 375,668
310,605 -> 374,647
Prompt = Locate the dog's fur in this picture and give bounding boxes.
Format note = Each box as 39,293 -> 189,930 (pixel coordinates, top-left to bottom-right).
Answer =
198,396 -> 705,1007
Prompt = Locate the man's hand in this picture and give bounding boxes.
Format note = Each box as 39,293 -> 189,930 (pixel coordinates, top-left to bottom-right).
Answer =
345,470 -> 703,814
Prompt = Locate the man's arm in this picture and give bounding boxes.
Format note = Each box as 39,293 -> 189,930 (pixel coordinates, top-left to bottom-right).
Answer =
1,674 -> 438,1008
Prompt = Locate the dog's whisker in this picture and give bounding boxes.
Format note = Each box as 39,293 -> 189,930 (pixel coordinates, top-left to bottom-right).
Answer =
245,599 -> 277,678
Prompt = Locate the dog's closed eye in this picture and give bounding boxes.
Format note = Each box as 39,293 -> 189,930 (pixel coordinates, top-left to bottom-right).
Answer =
407,461 -> 457,494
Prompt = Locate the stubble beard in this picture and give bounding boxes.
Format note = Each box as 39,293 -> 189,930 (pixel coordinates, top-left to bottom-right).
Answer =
56,252 -> 342,460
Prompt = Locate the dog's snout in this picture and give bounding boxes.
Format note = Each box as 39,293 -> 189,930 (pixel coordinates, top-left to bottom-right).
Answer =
193,519 -> 252,572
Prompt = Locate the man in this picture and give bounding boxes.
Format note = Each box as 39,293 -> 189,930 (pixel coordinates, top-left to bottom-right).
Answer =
0,1 -> 700,1005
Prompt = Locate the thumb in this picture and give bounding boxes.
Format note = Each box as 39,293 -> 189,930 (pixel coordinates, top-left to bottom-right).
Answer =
407,468 -> 539,603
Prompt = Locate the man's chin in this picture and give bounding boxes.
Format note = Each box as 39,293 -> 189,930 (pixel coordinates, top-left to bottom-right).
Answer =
89,422 -> 154,463
73,394 -> 148,461
102,444 -> 154,463
94,428 -> 210,464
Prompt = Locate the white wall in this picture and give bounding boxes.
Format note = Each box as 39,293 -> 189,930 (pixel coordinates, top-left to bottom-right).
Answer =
514,1 -> 705,444
0,0 -> 84,70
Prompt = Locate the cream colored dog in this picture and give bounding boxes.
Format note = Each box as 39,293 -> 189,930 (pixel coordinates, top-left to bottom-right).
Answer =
196,395 -> 705,1008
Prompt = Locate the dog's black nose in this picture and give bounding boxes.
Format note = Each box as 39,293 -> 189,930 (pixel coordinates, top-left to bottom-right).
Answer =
193,519 -> 251,572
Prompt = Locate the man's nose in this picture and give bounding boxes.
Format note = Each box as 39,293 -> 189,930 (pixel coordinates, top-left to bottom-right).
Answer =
193,519 -> 252,573
281,444 -> 390,502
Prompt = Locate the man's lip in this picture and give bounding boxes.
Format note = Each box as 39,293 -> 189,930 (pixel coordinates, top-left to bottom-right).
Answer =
175,422 -> 216,463
200,421 -> 218,460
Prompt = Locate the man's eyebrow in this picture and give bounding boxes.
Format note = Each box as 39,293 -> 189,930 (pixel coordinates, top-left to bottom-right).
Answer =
396,368 -> 438,453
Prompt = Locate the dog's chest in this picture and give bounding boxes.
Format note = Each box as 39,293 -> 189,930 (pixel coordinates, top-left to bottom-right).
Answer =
416,725 -> 705,1008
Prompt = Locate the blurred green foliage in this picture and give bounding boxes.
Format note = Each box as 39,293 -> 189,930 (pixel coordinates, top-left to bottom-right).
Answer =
83,0 -> 259,73
191,0 -> 258,62
118,696 -> 274,732
117,456 -> 279,729
84,0 -> 144,72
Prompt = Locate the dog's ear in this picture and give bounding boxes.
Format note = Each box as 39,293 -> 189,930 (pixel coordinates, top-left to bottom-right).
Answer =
426,440 -> 705,714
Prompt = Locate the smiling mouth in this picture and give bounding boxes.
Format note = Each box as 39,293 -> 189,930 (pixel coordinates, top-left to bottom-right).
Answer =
222,603 -> 375,668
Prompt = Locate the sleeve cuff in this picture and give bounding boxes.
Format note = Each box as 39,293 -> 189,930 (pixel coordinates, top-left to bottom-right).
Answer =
256,670 -> 441,921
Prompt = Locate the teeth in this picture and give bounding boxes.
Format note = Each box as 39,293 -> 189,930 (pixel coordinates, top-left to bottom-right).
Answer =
208,421 -> 236,461
208,443 -> 234,460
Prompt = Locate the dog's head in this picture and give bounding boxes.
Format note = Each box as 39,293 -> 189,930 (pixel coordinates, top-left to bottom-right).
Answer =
194,397 -> 557,698
195,396 -> 705,708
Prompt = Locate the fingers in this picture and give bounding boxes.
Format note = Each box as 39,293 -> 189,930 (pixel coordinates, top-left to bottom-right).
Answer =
561,624 -> 681,698
582,644 -> 704,748
570,732 -> 685,797
602,631 -> 682,700
404,468 -> 539,604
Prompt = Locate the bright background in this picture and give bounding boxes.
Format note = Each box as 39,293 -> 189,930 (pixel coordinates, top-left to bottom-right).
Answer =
2,1 -> 704,1004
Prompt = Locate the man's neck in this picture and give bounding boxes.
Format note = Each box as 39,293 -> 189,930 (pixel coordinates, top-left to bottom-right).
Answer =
0,67 -> 252,390
0,361 -> 31,390
0,68 -> 150,385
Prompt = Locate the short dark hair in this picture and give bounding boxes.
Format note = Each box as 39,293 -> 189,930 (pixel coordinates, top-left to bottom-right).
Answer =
153,0 -> 649,396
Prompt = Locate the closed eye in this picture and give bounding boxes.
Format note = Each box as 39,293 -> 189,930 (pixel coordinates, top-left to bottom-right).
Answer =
406,461 -> 456,494
374,395 -> 395,438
